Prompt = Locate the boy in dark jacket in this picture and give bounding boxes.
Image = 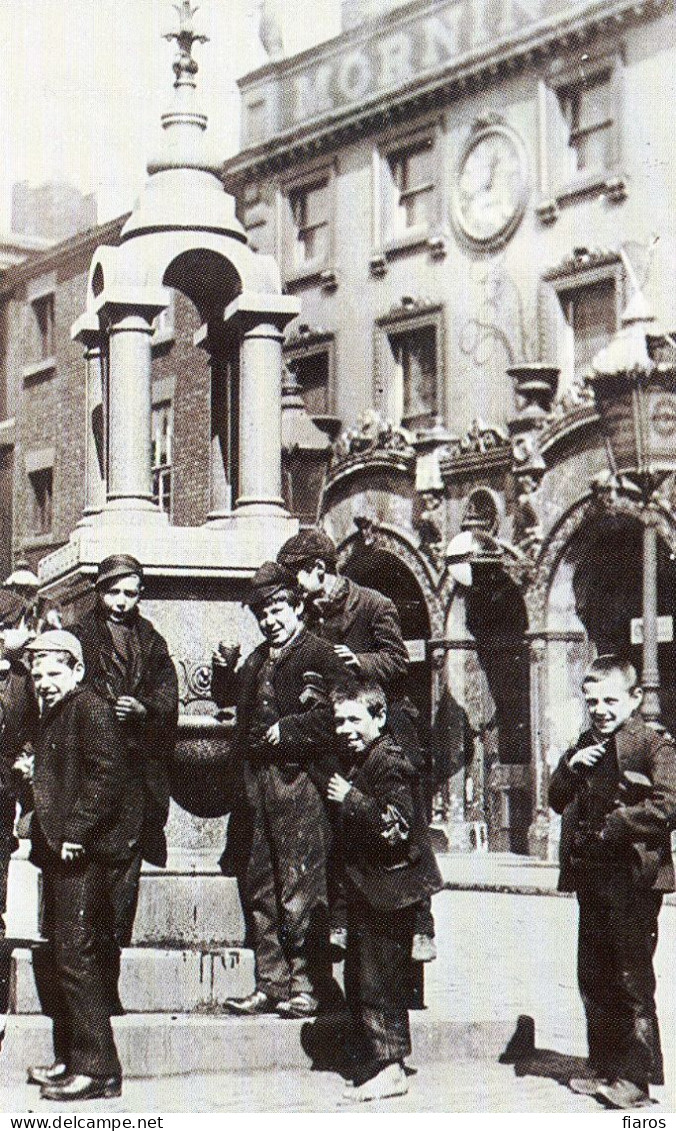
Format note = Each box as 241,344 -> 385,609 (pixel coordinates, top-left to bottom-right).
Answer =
548,655 -> 676,1110
327,680 -> 442,1103
24,630 -> 142,1102
278,527 -> 437,961
213,562 -> 346,1018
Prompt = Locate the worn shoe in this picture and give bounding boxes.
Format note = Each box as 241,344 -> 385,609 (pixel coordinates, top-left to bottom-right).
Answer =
411,933 -> 437,962
224,990 -> 276,1016
340,1061 -> 408,1104
40,1074 -> 122,1102
569,1076 -> 608,1095
330,927 -> 348,950
595,1079 -> 654,1109
276,992 -> 319,1018
27,1061 -> 67,1087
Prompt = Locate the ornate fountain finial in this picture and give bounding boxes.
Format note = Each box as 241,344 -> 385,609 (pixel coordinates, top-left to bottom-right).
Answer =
164,2 -> 209,89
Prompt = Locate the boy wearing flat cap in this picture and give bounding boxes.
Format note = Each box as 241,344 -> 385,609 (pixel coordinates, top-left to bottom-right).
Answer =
277,528 -> 437,962
212,561 -> 346,1018
549,655 -> 676,1109
70,555 -> 178,1016
24,630 -> 138,1101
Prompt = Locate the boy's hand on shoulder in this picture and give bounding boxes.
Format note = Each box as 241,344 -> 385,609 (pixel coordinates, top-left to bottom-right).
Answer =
334,645 -> 361,671
569,742 -> 606,770
327,772 -> 351,803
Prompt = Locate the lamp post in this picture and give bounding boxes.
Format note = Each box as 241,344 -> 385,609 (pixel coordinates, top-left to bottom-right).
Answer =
589,288 -> 676,721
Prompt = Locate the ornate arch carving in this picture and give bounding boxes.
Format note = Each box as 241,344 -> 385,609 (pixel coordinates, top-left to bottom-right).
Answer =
525,492 -> 676,632
337,523 -> 446,639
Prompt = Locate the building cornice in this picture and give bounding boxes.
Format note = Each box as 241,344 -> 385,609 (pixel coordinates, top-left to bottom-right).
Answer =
0,214 -> 129,297
224,0 -> 669,184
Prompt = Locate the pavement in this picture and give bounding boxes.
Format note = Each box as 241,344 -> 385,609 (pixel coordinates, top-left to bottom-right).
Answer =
1,873 -> 676,1113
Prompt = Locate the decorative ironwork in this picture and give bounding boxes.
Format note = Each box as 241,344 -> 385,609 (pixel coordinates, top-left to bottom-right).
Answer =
164,3 -> 208,88
178,657 -> 214,708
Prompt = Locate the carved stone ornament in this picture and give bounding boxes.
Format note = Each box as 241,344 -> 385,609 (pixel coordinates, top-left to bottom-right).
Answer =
331,409 -> 416,465
178,658 -> 214,708
458,418 -> 510,455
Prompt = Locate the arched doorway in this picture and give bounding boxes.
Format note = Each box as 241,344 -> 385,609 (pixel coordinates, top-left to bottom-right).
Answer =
341,544 -> 432,725
551,509 -> 676,737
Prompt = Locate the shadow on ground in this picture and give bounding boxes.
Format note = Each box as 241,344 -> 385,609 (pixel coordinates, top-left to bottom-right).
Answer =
499,1014 -> 597,1093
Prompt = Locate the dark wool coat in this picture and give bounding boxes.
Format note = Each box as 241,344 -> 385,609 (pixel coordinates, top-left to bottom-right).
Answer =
71,607 -> 179,866
30,685 -> 142,864
212,627 -> 347,792
341,735 -> 443,911
0,659 -> 38,792
307,578 -> 409,688
549,713 -> 676,893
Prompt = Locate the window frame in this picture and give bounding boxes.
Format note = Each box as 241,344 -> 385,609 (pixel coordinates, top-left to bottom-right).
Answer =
23,273 -> 57,382
536,47 -> 626,217
374,303 -> 445,432
283,328 -> 336,421
151,378 -> 175,519
373,119 -> 445,265
542,254 -> 625,386
279,161 -> 336,290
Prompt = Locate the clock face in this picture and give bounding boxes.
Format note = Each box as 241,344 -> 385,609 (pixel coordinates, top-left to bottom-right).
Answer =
454,125 -> 528,248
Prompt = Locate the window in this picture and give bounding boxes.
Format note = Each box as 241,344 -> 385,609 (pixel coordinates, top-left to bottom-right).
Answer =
23,273 -> 57,380
29,467 -> 53,535
375,305 -> 443,432
537,51 -> 625,213
558,69 -> 613,179
152,401 -> 173,516
559,278 -> 617,380
289,179 -> 329,270
385,139 -> 434,240
281,165 -> 335,287
284,328 -> 336,422
542,252 -> 623,388
32,294 -> 55,360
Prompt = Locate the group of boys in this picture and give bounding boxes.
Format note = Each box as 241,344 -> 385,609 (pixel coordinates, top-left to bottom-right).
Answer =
211,529 -> 443,1102
1,532 -> 675,1110
0,554 -> 178,1103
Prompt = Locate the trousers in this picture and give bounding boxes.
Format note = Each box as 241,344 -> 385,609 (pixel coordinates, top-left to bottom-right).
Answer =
245,763 -> 331,1002
33,853 -> 126,1079
344,886 -> 415,1069
576,868 -> 664,1088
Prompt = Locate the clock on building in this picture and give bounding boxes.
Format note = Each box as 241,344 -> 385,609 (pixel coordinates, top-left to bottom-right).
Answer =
453,119 -> 529,250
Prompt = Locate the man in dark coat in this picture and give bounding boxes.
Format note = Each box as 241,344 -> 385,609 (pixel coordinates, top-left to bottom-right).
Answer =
213,562 -> 346,1018
328,680 -> 443,1103
549,654 -> 676,1110
24,630 -> 143,1102
0,590 -> 39,930
70,554 -> 178,1009
277,528 -> 437,961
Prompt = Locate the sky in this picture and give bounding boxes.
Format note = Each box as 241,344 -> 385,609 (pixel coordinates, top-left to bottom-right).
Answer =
0,0 -> 341,231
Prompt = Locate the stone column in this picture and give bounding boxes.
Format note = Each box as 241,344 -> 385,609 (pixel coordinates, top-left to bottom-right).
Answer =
223,294 -> 300,515
641,505 -> 661,721
526,635 -> 550,859
72,318 -> 106,526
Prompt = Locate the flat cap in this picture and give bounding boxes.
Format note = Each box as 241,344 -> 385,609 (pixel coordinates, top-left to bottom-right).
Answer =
27,629 -> 84,666
96,554 -> 144,589
246,561 -> 296,608
277,528 -> 337,571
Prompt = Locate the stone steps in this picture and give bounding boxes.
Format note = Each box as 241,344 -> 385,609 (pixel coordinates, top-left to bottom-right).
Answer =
0,1011 -> 515,1081
8,946 -> 255,1015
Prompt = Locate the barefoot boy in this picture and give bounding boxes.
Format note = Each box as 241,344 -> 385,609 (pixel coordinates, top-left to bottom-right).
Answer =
549,655 -> 676,1109
328,681 -> 442,1103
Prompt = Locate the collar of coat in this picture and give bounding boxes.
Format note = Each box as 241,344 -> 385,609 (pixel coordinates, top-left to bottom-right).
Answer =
579,712 -> 660,771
